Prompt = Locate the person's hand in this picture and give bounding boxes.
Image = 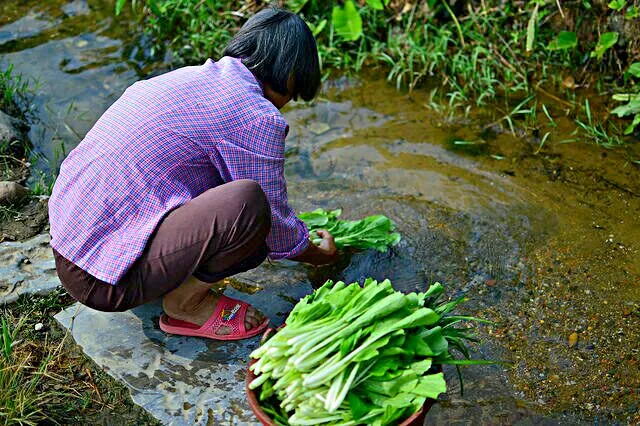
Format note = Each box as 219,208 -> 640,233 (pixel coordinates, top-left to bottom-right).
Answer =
315,229 -> 337,256
291,230 -> 338,265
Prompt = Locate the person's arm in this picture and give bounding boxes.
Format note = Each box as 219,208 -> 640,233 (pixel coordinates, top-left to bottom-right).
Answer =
213,115 -> 338,265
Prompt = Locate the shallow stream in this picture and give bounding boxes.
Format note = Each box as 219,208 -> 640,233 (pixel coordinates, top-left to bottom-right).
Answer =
2,1 -> 639,424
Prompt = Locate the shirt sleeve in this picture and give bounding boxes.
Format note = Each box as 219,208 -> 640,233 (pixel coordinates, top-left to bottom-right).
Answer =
214,115 -> 309,260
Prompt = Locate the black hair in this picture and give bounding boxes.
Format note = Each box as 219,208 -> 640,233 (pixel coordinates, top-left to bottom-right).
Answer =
223,7 -> 321,102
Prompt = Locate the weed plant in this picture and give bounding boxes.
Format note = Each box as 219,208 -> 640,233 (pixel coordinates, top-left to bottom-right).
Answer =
0,65 -> 29,120
1,291 -> 161,425
0,64 -> 31,161
111,0 -> 640,147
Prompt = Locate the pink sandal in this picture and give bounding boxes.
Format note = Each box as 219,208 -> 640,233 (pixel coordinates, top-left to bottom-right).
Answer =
159,294 -> 269,341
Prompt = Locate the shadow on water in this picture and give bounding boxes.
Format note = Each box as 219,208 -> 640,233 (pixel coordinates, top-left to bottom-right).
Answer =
4,1 -> 640,424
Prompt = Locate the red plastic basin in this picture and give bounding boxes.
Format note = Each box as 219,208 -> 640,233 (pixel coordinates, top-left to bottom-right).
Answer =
245,328 -> 437,426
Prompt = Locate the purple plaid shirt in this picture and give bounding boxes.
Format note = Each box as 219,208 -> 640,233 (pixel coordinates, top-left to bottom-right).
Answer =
49,57 -> 309,284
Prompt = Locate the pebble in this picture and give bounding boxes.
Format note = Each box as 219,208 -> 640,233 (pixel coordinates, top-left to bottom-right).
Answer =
562,76 -> 576,89
568,332 -> 579,347
308,122 -> 331,135
34,323 -> 43,331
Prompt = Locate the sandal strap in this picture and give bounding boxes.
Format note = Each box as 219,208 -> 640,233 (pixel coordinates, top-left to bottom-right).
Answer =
201,294 -> 248,336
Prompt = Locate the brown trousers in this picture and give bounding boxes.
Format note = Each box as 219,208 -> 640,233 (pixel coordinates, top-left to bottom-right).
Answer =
54,180 -> 271,312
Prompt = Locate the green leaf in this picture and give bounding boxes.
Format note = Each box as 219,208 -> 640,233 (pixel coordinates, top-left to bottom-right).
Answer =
369,357 -> 399,377
340,328 -> 364,356
626,6 -> 639,18
526,4 -> 539,52
352,335 -> 391,362
298,208 -> 336,228
385,391 -> 417,407
250,277 -> 494,422
332,0 -> 363,42
608,0 -> 626,10
288,0 -> 310,13
624,114 -> 640,135
626,62 -> 640,78
347,392 -> 374,420
420,327 -> 449,356
366,0 -> 385,10
409,359 -> 433,375
590,32 -> 618,60
402,334 -> 428,356
547,31 -> 577,51
611,100 -> 640,117
115,0 -> 127,15
435,296 -> 467,315
309,19 -> 327,37
612,93 -> 640,102
379,404 -> 412,425
411,372 -> 447,399
424,282 -> 444,299
147,0 -> 163,17
259,378 -> 275,400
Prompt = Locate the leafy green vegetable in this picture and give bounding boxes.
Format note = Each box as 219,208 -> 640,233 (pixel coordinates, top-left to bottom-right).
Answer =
249,279 -> 494,425
299,209 -> 401,252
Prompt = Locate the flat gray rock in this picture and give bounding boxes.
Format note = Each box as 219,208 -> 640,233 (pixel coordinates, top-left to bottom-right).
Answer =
55,265 -> 313,425
0,233 -> 59,304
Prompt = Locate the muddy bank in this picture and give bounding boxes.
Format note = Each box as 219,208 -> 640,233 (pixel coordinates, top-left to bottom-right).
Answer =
0,102 -> 49,242
0,196 -> 49,241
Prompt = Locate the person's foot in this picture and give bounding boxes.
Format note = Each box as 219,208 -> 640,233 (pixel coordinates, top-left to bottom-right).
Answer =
163,290 -> 265,336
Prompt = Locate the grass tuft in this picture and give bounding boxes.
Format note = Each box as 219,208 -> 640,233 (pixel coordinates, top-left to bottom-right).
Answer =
0,314 -> 74,425
0,65 -> 30,120
115,0 -> 638,146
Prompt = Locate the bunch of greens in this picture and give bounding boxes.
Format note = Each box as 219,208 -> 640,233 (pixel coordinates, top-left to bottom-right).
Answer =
249,279 -> 492,425
298,209 -> 401,252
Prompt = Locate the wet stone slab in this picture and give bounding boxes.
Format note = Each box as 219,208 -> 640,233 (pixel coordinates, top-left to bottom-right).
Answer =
54,264 -> 313,426
0,233 -> 60,304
